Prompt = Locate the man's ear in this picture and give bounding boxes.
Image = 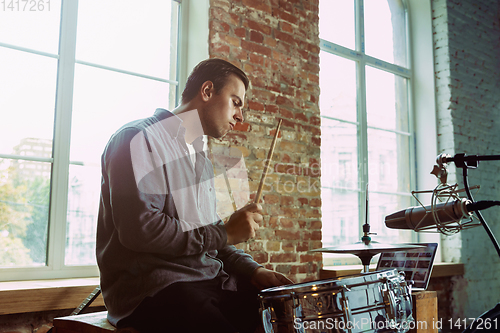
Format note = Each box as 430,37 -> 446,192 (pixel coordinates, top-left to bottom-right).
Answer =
201,81 -> 214,102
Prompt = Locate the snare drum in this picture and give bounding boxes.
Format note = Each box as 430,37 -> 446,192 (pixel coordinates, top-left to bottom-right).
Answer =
259,269 -> 413,333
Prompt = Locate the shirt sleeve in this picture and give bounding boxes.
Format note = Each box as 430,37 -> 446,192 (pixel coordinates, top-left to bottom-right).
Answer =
102,127 -> 227,257
216,244 -> 262,278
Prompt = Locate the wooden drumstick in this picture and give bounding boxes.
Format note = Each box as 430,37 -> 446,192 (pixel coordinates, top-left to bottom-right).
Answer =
254,119 -> 282,204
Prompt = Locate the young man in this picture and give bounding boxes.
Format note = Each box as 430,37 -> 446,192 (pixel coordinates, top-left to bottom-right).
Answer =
96,58 -> 292,333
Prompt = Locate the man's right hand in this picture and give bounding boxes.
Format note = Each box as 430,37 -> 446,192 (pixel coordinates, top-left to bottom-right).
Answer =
224,203 -> 263,245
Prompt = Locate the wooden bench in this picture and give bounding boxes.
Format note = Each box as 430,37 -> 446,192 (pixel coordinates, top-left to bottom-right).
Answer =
52,311 -> 139,333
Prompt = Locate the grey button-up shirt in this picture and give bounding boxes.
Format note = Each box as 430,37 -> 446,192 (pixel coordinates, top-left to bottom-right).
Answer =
96,108 -> 260,326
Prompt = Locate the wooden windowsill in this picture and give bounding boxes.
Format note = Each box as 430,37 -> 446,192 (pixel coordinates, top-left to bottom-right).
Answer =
320,262 -> 464,279
0,263 -> 464,316
0,277 -> 105,315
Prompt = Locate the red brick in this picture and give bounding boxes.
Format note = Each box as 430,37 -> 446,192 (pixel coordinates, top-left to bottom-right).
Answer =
243,19 -> 272,35
303,230 -> 322,241
279,107 -> 294,119
276,8 -> 299,24
270,253 -> 297,263
308,73 -> 320,84
210,42 -> 230,56
300,254 -> 319,263
295,112 -> 308,122
263,36 -> 277,48
276,95 -> 295,108
242,0 -> 272,14
234,27 -> 246,38
310,220 -> 322,229
309,198 -> 321,207
248,100 -> 265,111
250,30 -> 264,43
310,116 -> 321,126
264,194 -> 280,204
234,122 -> 250,131
265,104 -> 279,114
210,20 -> 231,33
282,241 -> 295,252
241,40 -> 272,57
281,196 -> 294,206
296,242 -> 309,252
275,229 -> 300,240
210,7 -> 233,23
268,216 -> 279,228
252,251 -> 269,263
279,218 -> 295,228
251,88 -> 276,102
298,198 -> 309,206
231,47 -> 248,61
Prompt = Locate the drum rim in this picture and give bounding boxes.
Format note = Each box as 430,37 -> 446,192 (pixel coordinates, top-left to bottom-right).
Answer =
259,268 -> 399,296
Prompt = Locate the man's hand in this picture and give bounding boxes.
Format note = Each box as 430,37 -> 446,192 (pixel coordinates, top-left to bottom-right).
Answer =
250,267 -> 294,290
224,203 -> 263,245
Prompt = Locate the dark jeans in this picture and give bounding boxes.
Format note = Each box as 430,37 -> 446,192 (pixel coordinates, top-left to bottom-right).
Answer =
118,277 -> 261,333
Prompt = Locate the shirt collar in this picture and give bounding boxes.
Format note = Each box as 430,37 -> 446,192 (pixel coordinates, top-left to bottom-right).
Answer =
153,108 -> 185,140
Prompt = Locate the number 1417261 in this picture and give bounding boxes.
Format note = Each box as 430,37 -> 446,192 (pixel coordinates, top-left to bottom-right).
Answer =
1,0 -> 51,11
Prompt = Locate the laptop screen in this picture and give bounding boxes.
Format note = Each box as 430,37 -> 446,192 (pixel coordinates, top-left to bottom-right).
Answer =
376,243 -> 438,290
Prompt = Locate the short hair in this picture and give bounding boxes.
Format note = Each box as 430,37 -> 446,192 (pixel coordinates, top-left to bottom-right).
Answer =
181,58 -> 249,104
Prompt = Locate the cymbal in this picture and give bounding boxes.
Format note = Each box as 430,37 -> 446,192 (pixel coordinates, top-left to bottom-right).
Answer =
310,241 -> 425,255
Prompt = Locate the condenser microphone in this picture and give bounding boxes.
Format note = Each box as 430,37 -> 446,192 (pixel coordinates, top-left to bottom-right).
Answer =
385,199 -> 500,230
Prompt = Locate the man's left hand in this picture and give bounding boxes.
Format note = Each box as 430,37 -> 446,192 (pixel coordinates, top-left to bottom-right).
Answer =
250,267 -> 294,290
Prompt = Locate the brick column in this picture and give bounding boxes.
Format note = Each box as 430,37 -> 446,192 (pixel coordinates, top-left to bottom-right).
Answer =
208,0 -> 321,282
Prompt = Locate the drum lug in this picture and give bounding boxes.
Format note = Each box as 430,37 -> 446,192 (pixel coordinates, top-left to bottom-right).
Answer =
340,285 -> 353,333
381,281 -> 398,322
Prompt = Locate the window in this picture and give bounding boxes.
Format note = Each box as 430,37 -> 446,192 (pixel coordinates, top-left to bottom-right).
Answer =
319,0 -> 416,265
0,0 -> 181,280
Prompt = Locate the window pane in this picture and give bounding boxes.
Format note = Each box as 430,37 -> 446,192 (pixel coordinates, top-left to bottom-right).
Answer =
367,192 -> 412,243
0,48 -> 57,156
76,0 -> 178,80
65,164 -> 100,266
364,0 -> 407,67
366,66 -> 408,132
67,64 -> 173,264
0,158 -> 50,267
319,0 -> 355,50
321,188 -> 360,248
321,117 -> 360,248
69,64 -> 173,164
0,0 -> 61,54
321,118 -> 358,190
367,129 -> 411,194
319,51 -> 357,123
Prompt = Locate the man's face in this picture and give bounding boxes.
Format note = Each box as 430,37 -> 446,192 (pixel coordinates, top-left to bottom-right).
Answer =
200,74 -> 246,138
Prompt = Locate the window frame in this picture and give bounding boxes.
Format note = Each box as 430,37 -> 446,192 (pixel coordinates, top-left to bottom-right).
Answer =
319,0 -> 423,265
0,0 -> 210,282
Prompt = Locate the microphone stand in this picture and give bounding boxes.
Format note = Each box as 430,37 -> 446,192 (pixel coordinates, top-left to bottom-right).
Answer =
437,153 -> 500,259
445,154 -> 500,333
461,165 -> 500,261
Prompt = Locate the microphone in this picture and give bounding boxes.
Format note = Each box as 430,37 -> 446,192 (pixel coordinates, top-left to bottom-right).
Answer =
385,199 -> 500,230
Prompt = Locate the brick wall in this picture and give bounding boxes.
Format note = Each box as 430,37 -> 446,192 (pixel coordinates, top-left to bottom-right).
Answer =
432,0 -> 500,320
207,0 -> 322,283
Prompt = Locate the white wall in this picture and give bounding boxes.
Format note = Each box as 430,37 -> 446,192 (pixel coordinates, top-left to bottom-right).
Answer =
432,0 -> 500,320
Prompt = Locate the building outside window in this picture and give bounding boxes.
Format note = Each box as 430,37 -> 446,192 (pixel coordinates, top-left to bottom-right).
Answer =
319,0 -> 416,265
0,0 -> 180,280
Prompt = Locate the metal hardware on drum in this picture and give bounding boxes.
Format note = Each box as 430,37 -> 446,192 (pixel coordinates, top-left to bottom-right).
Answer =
259,268 -> 414,333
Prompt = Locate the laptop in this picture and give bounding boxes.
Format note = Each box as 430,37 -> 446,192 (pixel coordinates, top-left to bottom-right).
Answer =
375,243 -> 438,290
